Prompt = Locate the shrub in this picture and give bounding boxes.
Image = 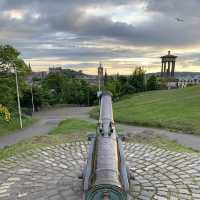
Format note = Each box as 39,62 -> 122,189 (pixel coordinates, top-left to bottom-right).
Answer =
0,104 -> 11,122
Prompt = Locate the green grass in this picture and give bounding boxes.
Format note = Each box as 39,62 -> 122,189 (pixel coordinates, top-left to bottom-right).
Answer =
0,118 -> 197,160
126,133 -> 197,153
91,86 -> 200,135
0,116 -> 36,137
49,118 -> 96,138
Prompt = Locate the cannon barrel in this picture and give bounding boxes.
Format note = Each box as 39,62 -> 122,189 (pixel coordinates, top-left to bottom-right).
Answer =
83,92 -> 130,200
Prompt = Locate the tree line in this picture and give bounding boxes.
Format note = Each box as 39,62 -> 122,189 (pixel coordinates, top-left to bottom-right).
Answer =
0,44 -> 159,116
0,45 -> 99,115
33,73 -> 98,110
104,67 -> 159,100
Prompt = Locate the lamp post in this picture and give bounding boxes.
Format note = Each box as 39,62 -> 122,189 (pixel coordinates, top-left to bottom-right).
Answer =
13,64 -> 23,129
31,83 -> 35,113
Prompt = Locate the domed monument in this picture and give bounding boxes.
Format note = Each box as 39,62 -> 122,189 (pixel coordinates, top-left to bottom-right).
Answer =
161,51 -> 177,77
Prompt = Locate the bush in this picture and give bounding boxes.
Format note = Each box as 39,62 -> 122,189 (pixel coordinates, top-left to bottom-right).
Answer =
147,75 -> 159,91
0,104 -> 11,122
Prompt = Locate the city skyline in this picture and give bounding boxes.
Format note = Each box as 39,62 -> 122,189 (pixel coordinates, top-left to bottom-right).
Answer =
1,0 -> 200,74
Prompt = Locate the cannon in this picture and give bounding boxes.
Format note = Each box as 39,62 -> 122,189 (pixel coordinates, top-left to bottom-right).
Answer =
82,92 -> 131,200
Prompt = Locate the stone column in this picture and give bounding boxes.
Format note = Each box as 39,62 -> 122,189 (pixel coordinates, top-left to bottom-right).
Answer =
163,62 -> 166,77
161,62 -> 164,77
170,61 -> 173,77
171,61 -> 175,77
167,61 -> 170,77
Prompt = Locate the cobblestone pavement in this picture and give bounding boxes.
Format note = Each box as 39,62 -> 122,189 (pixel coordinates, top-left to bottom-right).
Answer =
0,142 -> 200,200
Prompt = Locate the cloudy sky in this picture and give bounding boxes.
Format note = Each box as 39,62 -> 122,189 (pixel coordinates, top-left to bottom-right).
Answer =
0,0 -> 200,74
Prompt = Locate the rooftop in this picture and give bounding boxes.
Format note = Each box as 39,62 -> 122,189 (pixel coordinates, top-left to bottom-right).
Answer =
161,51 -> 177,58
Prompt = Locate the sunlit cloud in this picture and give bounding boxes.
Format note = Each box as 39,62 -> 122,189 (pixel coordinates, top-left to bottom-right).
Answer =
3,9 -> 26,20
0,0 -> 200,74
84,1 -> 155,26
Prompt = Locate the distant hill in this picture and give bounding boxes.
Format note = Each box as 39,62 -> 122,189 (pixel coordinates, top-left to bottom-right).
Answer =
174,72 -> 200,80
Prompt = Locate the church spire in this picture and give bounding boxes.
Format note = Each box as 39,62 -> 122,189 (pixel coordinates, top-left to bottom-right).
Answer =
98,62 -> 104,91
28,62 -> 32,72
104,69 -> 108,83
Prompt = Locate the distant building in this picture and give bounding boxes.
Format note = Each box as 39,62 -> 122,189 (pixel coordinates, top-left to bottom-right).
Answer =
178,79 -> 200,88
49,67 -> 62,73
62,68 -> 98,84
167,81 -> 178,89
32,65 -> 108,86
161,51 -> 177,77
28,62 -> 32,71
82,76 -> 98,85
26,71 -> 47,84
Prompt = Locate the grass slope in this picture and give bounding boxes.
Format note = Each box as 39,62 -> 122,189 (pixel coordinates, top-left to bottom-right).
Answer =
113,86 -> 200,135
49,118 -> 96,139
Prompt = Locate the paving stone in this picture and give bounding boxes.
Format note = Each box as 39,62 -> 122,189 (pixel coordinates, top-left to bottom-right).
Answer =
0,142 -> 199,199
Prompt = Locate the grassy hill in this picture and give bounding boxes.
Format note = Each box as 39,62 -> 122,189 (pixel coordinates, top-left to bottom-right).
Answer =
91,86 -> 200,135
113,86 -> 200,134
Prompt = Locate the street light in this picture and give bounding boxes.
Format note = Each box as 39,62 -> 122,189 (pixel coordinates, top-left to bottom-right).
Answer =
12,62 -> 35,120
31,83 -> 35,113
12,63 -> 23,129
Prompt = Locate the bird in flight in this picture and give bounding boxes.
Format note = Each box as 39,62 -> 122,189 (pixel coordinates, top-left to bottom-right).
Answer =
176,17 -> 184,22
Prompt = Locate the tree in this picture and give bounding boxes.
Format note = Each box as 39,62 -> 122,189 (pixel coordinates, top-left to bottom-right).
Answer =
147,75 -> 159,91
42,72 -> 65,104
0,44 -> 31,112
105,79 -> 121,99
88,84 -> 98,105
121,82 -> 136,95
129,67 -> 145,92
104,70 -> 108,84
0,74 -> 16,110
41,73 -> 98,106
0,45 -> 19,72
0,44 -> 30,73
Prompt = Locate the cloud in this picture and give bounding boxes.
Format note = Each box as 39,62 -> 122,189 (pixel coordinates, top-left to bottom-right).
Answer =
0,0 -> 200,73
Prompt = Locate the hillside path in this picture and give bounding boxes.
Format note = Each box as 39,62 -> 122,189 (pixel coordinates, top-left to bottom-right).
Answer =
118,123 -> 200,151
0,106 -> 91,148
0,106 -> 200,150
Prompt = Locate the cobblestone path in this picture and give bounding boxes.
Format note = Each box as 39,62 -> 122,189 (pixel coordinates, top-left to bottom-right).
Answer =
0,142 -> 200,200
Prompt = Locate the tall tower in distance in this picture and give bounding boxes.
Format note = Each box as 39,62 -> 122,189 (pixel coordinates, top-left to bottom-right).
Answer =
98,62 -> 104,91
28,62 -> 32,72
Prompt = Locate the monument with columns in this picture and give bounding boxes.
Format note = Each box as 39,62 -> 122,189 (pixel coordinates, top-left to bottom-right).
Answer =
161,51 -> 177,77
